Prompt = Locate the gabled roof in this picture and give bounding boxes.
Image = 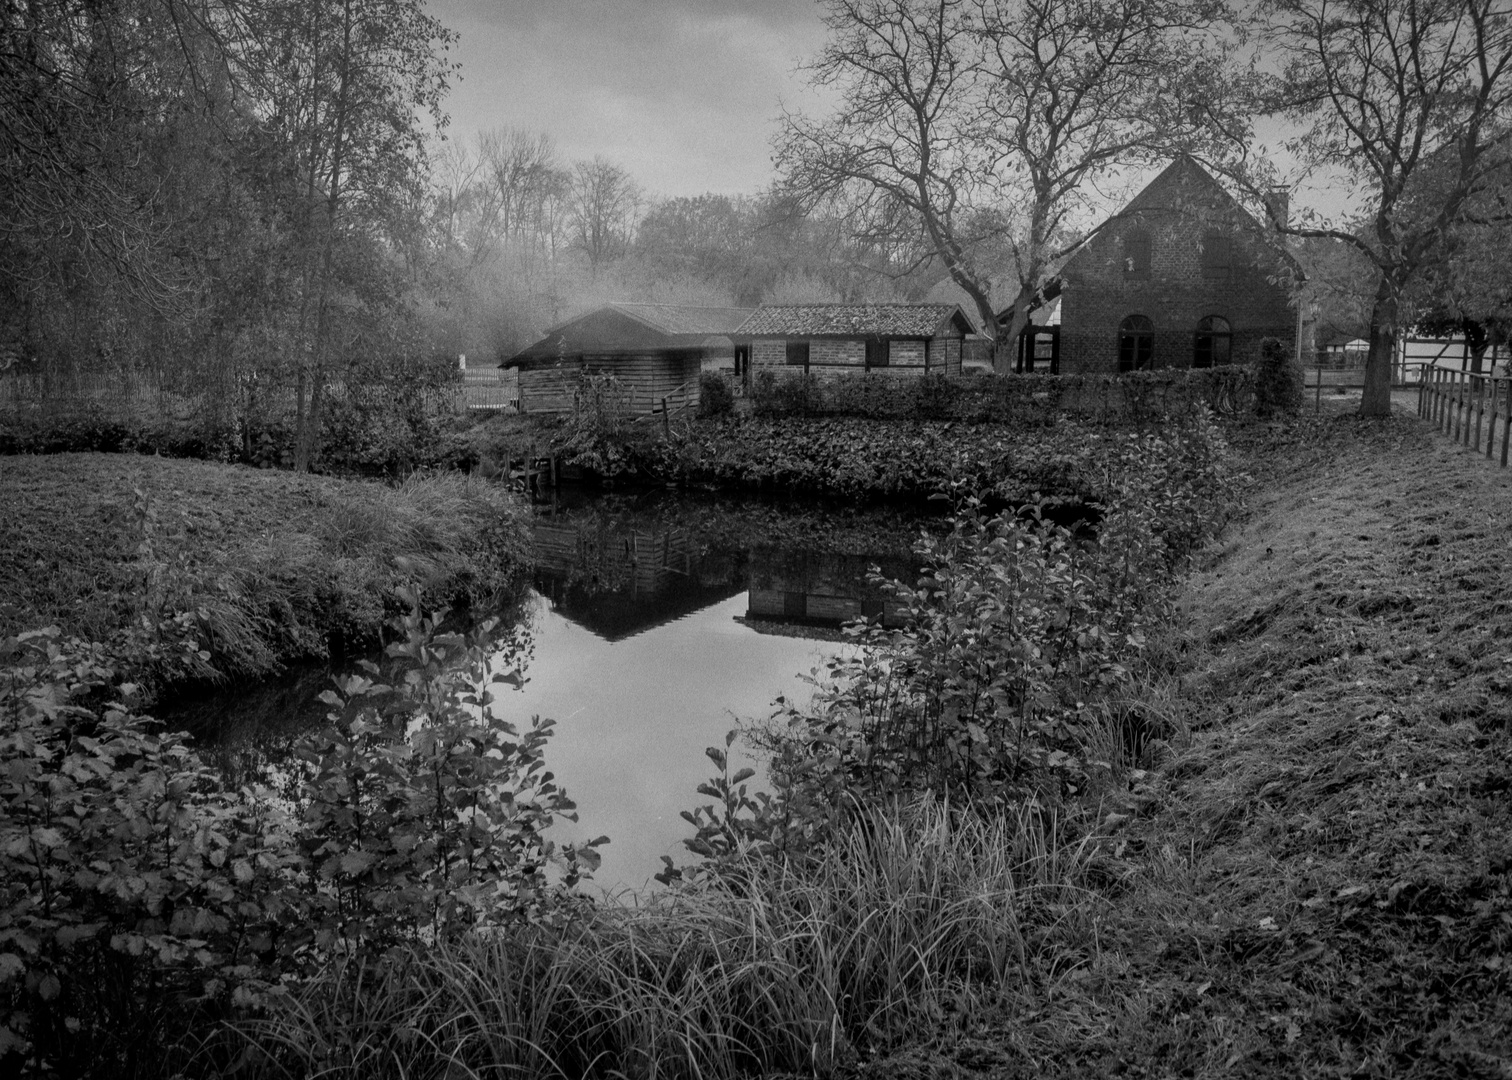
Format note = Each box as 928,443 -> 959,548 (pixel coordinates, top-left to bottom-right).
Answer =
503,303 -> 754,366
1062,155 -> 1302,281
735,303 -> 973,339
593,302 -> 754,337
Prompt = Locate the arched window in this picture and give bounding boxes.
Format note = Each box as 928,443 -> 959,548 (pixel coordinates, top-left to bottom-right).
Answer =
1193,315 -> 1232,368
1123,230 -> 1152,279
1118,315 -> 1154,372
1200,232 -> 1231,280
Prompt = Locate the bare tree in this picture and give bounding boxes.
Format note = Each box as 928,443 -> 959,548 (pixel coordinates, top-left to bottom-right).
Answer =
776,0 -> 1231,371
568,156 -> 641,271
1250,0 -> 1512,416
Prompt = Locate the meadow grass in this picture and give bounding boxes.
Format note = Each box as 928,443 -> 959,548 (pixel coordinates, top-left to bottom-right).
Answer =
0,454 -> 530,690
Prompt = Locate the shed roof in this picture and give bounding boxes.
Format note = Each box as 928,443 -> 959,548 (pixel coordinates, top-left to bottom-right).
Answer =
503,303 -> 754,367
735,303 -> 973,339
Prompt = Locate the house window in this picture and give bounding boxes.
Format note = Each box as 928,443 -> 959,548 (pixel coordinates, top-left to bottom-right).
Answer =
1123,230 -> 1152,279
786,340 -> 810,371
1200,233 -> 1231,280
1118,315 -> 1154,372
866,338 -> 889,369
1193,316 -> 1232,368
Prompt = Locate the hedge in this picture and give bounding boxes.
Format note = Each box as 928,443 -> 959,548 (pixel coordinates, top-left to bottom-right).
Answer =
747,366 -> 1255,426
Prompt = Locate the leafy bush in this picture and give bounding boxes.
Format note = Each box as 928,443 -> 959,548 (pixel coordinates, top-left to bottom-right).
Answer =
743,367 -> 1254,424
669,413 -> 1240,869
697,371 -> 735,417
1254,336 -> 1304,419
0,605 -> 595,1076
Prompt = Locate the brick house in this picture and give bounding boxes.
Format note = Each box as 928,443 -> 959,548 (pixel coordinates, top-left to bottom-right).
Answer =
732,303 -> 974,387
1057,157 -> 1297,375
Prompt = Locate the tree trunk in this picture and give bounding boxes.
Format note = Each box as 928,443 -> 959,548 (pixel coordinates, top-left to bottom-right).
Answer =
1360,276 -> 1399,418
997,291 -> 1035,375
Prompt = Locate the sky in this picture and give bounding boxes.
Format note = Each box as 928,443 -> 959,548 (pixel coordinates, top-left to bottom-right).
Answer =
426,0 -> 836,200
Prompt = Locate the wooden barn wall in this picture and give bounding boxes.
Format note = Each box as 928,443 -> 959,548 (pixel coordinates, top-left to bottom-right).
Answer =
516,351 -> 703,414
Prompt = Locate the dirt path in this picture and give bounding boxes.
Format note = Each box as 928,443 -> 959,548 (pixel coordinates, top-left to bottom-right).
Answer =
881,406 -> 1512,1079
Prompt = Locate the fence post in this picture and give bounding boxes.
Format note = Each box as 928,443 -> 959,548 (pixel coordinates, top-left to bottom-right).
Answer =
1474,376 -> 1487,450
1503,378 -> 1512,468
1487,376 -> 1500,459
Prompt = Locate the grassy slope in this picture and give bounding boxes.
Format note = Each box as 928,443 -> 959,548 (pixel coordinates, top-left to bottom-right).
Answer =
875,405 -> 1512,1079
0,453 -> 528,683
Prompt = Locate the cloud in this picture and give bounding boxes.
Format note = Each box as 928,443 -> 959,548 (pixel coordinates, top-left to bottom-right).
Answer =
428,0 -> 836,198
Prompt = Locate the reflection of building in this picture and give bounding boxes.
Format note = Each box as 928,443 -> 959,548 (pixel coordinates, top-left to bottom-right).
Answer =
532,519 -> 746,641
744,549 -> 913,631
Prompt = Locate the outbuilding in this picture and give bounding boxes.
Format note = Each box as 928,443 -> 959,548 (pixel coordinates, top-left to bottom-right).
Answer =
732,303 -> 974,387
501,303 -> 753,414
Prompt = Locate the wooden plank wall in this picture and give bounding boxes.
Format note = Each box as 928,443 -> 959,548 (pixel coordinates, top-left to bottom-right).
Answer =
517,352 -> 702,414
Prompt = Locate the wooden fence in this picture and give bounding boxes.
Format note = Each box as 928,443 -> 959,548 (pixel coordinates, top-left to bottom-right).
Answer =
1418,365 -> 1512,467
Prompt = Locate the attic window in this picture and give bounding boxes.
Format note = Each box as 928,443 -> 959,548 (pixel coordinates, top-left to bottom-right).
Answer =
1201,233 -> 1232,280
786,341 -> 810,371
1123,230 -> 1152,279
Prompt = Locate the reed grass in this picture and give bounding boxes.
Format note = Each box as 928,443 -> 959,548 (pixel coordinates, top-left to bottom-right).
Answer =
228,798 -> 1103,1079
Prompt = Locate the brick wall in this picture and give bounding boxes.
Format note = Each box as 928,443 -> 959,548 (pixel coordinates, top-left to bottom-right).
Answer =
748,336 -> 962,376
1059,166 -> 1296,375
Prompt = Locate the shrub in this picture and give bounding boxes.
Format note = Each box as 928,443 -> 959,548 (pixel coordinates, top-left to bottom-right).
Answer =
1254,336 -> 1304,419
0,605 -> 596,1076
697,371 -> 735,417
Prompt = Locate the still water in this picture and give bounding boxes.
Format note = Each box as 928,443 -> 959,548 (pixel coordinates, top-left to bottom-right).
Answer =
506,488 -> 926,891
169,488 -> 933,895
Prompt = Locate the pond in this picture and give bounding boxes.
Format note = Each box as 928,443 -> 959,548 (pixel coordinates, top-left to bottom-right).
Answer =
165,487 -> 937,894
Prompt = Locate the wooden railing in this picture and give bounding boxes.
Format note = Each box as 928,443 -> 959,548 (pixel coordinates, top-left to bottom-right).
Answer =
1418,364 -> 1512,467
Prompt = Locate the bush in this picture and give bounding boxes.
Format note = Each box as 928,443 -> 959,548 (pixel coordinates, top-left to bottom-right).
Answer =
0,606 -> 597,1076
1254,336 -> 1304,419
742,367 -> 1254,425
697,371 -> 735,417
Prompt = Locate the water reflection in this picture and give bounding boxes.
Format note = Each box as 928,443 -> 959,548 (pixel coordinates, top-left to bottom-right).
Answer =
506,489 -> 930,891
163,488 -> 934,895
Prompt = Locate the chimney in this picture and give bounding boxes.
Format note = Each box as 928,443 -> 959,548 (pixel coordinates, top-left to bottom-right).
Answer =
1263,187 -> 1290,230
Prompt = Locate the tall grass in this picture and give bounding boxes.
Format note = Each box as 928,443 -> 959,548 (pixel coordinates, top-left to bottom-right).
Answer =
228,799 -> 1102,1079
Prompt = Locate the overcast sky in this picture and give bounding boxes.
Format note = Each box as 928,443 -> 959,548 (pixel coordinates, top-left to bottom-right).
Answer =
426,0 -> 836,200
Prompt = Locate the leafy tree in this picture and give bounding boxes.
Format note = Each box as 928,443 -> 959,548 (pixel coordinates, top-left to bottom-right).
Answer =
1248,0 -> 1512,416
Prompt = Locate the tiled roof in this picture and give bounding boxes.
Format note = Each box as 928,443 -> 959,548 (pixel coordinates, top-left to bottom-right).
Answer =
735,303 -> 969,338
600,303 -> 754,338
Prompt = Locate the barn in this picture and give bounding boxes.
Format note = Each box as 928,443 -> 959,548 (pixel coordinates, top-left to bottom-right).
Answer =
501,303 -> 753,414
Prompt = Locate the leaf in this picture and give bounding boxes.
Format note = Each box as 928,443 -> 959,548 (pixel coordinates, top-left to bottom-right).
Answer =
0,954 -> 24,982
37,973 -> 61,1001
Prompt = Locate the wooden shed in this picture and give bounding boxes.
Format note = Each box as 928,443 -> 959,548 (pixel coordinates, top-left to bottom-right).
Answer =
501,303 -> 754,414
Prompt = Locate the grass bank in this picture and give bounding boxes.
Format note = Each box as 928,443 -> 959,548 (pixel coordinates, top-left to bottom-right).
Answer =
0,453 -> 530,691
871,407 -> 1511,1078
